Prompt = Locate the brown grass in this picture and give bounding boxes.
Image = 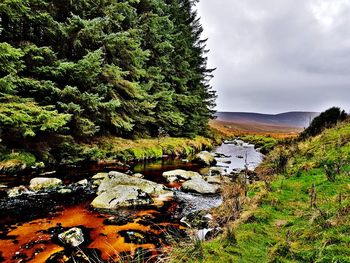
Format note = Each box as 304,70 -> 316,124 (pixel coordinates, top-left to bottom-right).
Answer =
210,119 -> 301,139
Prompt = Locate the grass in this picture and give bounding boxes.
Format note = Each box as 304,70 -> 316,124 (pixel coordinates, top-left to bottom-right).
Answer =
0,150 -> 37,173
170,120 -> 350,263
81,135 -> 215,162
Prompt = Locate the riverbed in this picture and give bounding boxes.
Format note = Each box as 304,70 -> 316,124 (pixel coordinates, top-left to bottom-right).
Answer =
0,140 -> 263,262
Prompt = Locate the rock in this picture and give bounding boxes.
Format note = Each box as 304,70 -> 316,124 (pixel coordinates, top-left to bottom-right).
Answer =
196,227 -> 223,241
29,177 -> 62,191
162,169 -> 202,183
91,186 -> 152,209
7,186 -> 31,198
92,172 -> 109,180
58,227 -> 84,247
58,188 -> 72,194
204,175 -> 223,184
97,172 -> 172,197
193,151 -> 217,167
180,210 -> 213,229
77,179 -> 88,186
214,153 -> 231,158
91,172 -> 109,187
39,171 -> 56,176
209,167 -> 227,176
132,173 -> 144,178
0,184 -> 7,189
109,171 -> 129,177
181,178 -> 220,194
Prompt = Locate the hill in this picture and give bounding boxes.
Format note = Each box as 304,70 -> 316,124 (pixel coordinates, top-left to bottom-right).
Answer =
215,111 -> 319,128
211,111 -> 319,138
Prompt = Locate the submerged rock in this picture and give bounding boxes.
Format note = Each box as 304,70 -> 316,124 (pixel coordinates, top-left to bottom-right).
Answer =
29,177 -> 62,191
193,151 -> 217,167
91,185 -> 152,209
181,178 -> 220,194
58,227 -> 84,247
162,169 -> 202,183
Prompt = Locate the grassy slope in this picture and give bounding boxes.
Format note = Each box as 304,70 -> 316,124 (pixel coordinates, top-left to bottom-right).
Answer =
0,136 -> 217,173
174,121 -> 350,263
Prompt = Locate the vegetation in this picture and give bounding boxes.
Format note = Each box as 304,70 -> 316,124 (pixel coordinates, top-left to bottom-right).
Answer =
300,107 -> 347,139
239,134 -> 278,154
170,114 -> 350,262
0,0 -> 216,169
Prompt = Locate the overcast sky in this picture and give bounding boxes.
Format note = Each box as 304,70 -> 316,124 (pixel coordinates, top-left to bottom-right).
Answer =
197,0 -> 350,113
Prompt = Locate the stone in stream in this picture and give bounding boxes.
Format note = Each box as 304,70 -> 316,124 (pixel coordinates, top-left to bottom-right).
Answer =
91,185 -> 153,209
209,166 -> 227,176
97,172 -> 172,197
162,169 -> 202,183
7,186 -> 31,198
204,175 -> 224,185
77,179 -> 88,186
193,151 -> 217,167
181,178 -> 220,194
58,227 -> 84,247
29,177 -> 62,191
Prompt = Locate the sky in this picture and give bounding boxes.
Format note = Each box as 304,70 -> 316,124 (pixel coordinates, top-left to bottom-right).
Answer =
197,0 -> 350,114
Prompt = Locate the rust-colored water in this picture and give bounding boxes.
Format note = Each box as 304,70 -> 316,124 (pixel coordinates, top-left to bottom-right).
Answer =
0,199 -> 183,262
0,159 -> 202,262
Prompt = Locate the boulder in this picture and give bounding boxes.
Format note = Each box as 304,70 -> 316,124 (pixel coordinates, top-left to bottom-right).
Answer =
162,169 -> 202,183
181,178 -> 220,194
97,172 -> 172,197
91,186 -> 152,209
58,227 -> 84,247
29,177 -> 62,191
193,151 -> 217,167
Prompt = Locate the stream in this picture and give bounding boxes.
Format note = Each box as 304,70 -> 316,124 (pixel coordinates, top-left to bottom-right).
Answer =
0,140 -> 263,263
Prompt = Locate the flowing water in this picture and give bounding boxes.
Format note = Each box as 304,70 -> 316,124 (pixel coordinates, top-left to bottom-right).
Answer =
0,141 -> 263,263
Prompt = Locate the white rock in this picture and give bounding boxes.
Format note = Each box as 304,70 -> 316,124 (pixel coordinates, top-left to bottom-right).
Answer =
58,227 -> 84,247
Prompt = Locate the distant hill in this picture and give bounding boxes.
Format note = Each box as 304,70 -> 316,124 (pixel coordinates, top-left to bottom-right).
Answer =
215,111 -> 319,128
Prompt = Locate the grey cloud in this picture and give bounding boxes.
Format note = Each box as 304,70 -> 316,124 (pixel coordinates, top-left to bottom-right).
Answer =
197,0 -> 350,113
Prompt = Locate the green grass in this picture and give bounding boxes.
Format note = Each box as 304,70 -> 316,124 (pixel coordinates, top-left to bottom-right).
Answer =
240,134 -> 278,154
171,120 -> 350,263
0,150 -> 37,172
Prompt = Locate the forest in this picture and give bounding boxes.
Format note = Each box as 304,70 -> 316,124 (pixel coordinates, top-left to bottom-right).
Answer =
0,0 -> 216,167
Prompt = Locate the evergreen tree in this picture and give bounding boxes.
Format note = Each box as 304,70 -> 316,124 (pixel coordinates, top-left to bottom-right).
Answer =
0,0 -> 216,148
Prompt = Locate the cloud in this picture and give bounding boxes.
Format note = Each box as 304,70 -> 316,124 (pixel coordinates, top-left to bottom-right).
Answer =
197,0 -> 350,113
